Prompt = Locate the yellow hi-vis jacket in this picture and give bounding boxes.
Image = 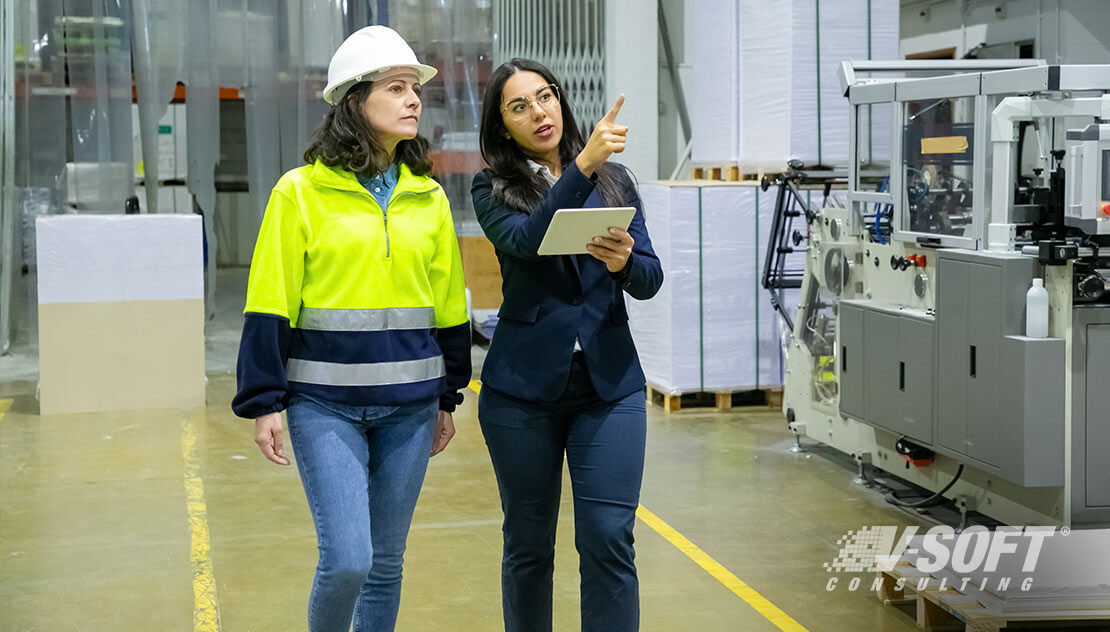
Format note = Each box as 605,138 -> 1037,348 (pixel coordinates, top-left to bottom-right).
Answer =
232,159 -> 471,418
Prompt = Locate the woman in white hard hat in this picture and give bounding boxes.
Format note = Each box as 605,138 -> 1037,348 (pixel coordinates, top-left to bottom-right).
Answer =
471,58 -> 662,632
232,26 -> 471,632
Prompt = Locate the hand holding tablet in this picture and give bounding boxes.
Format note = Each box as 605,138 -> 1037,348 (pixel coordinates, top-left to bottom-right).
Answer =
536,207 -> 636,256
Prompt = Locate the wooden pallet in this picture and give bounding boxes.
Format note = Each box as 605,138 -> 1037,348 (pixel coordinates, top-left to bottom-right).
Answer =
877,564 -> 1110,632
690,166 -> 766,183
646,385 -> 783,413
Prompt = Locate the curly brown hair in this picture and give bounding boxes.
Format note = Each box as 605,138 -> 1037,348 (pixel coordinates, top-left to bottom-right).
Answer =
304,81 -> 433,178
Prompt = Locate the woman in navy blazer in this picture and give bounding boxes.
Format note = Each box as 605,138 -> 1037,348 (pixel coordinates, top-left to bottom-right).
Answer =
471,58 -> 663,632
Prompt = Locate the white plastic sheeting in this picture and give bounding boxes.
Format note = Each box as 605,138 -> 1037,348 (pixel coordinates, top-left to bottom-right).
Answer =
8,0 -> 70,354
628,181 -> 789,394
114,0 -> 347,318
5,1 -> 496,359
396,1 -> 492,235
691,0 -> 899,170
61,0 -> 135,212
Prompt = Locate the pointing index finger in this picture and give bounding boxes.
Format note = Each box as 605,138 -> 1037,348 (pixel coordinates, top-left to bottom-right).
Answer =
602,94 -> 625,123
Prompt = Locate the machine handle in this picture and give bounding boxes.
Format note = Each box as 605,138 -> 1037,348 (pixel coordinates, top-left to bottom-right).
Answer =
899,361 -> 906,391
970,345 -> 977,378
842,346 -> 847,373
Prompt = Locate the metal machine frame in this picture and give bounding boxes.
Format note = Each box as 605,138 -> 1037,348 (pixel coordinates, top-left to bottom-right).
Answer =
780,61 -> 1110,528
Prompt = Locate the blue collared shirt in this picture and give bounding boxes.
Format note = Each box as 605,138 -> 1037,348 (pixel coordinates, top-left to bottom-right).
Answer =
358,163 -> 400,211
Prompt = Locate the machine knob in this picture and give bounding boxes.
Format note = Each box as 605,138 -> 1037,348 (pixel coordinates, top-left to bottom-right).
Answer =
914,274 -> 928,298
1077,273 -> 1107,300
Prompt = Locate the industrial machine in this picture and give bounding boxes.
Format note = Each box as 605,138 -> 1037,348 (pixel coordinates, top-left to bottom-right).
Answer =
775,60 -> 1110,527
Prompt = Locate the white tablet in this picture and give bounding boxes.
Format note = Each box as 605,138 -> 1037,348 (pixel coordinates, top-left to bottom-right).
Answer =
537,207 -> 636,256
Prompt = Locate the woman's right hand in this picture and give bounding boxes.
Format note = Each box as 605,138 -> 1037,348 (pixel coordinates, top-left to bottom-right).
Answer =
575,95 -> 628,178
254,412 -> 291,466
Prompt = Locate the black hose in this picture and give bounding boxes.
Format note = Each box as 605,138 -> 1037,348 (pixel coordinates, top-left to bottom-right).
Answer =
884,464 -> 965,509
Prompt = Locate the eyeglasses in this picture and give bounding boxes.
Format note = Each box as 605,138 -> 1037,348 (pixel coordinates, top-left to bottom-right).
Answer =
501,84 -> 561,122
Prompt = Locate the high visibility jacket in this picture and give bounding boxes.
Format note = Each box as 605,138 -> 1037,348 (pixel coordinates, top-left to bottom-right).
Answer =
232,159 -> 471,419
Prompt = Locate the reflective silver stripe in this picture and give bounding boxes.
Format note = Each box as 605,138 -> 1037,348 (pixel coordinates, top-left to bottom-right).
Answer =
297,307 -> 435,331
286,356 -> 446,387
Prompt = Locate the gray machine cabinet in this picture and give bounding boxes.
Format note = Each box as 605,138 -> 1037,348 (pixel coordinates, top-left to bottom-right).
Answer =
898,316 -> 935,444
840,300 -> 935,444
998,336 -> 1065,487
1072,306 -> 1110,523
838,303 -> 866,420
935,249 -> 1064,487
865,309 -> 900,431
937,256 -> 971,455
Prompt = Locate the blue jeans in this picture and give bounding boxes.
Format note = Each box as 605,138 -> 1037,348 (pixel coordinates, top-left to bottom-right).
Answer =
478,353 -> 647,632
286,394 -> 438,632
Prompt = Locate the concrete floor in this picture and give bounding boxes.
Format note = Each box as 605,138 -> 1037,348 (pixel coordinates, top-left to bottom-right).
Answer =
0,267 -> 932,631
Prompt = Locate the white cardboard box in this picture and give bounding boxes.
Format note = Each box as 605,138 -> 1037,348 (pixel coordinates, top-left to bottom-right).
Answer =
36,214 -> 206,415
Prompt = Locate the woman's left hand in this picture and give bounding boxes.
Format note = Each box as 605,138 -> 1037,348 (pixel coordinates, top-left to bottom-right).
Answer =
586,227 -> 634,273
431,410 -> 455,457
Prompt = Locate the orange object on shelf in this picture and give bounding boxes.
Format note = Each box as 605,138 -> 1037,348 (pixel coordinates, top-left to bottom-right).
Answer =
132,82 -> 242,103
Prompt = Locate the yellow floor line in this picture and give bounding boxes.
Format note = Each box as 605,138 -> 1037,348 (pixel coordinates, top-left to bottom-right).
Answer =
0,399 -> 13,421
636,505 -> 810,632
468,380 -> 805,630
181,416 -> 222,632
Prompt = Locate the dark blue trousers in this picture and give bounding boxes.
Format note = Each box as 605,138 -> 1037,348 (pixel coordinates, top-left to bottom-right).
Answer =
478,352 -> 647,632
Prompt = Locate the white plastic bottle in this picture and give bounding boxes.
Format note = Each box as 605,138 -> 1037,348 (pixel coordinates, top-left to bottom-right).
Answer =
1026,278 -> 1049,338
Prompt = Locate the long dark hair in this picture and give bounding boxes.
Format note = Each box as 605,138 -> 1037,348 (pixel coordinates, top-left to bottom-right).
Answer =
479,58 -> 629,212
304,81 -> 433,178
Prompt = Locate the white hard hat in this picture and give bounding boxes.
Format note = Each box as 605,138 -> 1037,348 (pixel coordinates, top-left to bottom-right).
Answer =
323,25 -> 437,105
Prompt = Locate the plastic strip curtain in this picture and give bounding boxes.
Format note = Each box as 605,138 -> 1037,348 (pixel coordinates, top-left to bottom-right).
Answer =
185,0 -> 221,320
135,0 -> 344,317
494,0 -> 605,137
132,0 -> 220,317
226,0 -> 344,239
6,0 -> 69,356
131,0 -> 182,212
391,0 -> 491,235
1,0 -> 14,353
62,0 -> 134,212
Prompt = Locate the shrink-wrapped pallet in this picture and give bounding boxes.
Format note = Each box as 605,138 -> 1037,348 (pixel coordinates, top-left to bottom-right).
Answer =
691,0 -> 899,170
629,181 -> 790,394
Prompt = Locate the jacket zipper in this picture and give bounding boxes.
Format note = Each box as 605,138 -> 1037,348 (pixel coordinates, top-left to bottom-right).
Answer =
382,205 -> 390,258
363,188 -> 436,260
382,190 -> 433,259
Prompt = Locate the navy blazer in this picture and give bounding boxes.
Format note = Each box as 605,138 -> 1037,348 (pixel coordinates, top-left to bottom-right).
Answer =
471,162 -> 663,403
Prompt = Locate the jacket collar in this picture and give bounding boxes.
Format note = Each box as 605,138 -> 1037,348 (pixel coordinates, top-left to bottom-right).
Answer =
308,159 -> 439,196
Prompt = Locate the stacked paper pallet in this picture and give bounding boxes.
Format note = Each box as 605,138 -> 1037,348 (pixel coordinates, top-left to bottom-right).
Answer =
690,0 -> 899,170
629,181 -> 802,394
